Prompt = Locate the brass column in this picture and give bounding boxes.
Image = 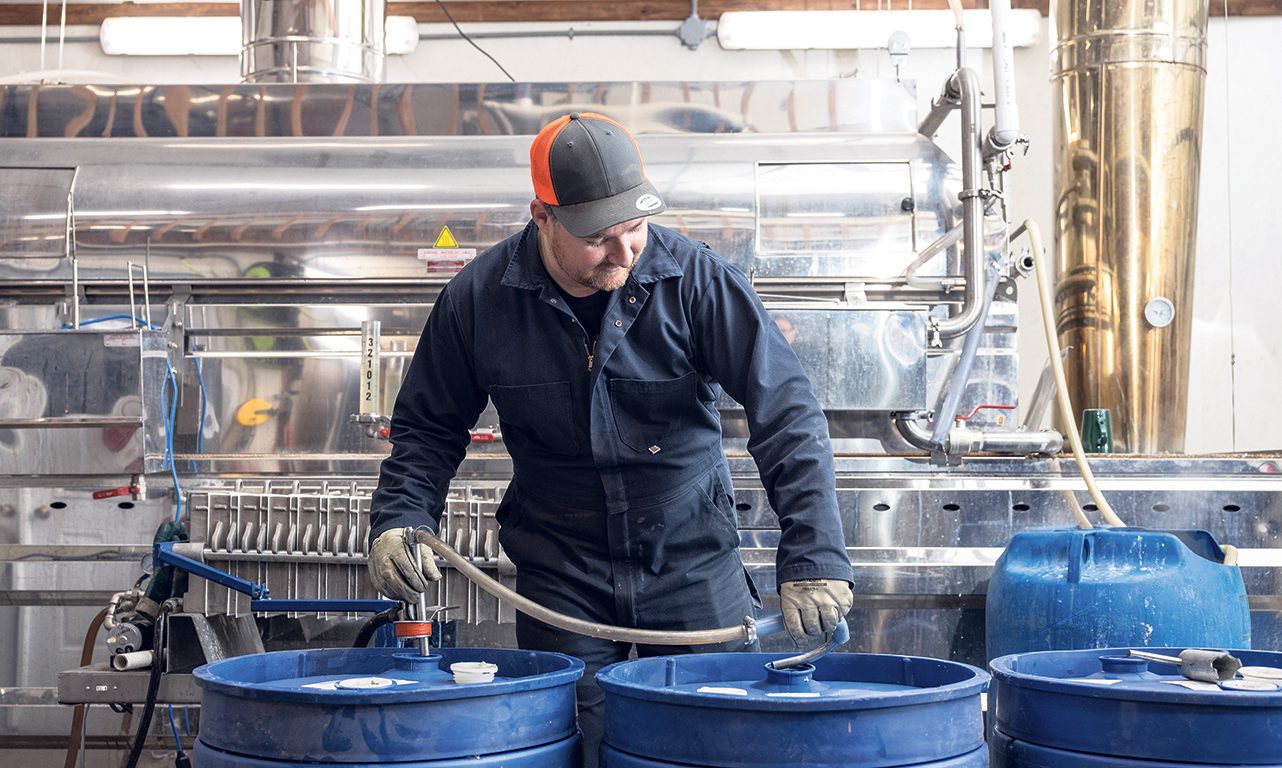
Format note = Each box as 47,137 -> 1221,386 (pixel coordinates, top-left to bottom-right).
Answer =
1050,0 -> 1209,452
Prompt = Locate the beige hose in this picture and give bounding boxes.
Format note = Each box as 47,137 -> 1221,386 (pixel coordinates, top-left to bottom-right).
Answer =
946,0 -> 966,27
415,528 -> 752,646
1025,219 -> 1126,528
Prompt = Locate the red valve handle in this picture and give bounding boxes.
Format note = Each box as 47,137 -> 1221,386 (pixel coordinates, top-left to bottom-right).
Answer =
956,404 -> 1017,421
93,485 -> 138,500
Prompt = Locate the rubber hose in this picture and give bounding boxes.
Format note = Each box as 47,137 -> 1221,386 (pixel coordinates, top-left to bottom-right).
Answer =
64,607 -> 108,768
123,604 -> 172,768
352,606 -> 400,648
415,528 -> 749,646
1026,218 -> 1125,528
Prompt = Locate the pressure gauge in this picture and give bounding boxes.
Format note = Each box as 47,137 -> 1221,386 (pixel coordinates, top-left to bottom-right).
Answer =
1144,297 -> 1175,328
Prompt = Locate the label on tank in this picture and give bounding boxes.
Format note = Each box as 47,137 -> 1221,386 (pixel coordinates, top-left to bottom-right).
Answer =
1221,678 -> 1280,691
1163,680 -> 1221,691
671,676 -> 911,700
263,669 -> 510,694
1241,665 -> 1282,680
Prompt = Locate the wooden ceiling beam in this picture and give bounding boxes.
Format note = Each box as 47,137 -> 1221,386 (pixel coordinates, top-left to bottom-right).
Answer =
0,1 -> 1276,27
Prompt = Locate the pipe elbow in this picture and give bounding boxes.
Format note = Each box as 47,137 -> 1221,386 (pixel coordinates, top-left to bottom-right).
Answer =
894,413 -> 937,451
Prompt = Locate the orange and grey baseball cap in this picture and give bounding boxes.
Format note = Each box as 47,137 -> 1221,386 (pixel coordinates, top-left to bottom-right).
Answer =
530,112 -> 666,238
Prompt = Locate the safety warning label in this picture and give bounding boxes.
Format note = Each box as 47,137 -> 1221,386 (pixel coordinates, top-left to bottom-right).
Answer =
417,226 -> 476,275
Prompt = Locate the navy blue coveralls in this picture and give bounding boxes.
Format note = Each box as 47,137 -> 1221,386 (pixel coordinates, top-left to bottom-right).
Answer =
371,221 -> 853,764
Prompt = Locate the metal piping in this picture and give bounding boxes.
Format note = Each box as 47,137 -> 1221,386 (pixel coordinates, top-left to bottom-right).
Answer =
1021,349 -> 1065,431
936,68 -> 986,339
929,258 -> 1002,448
895,413 -> 935,450
242,0 -> 387,83
895,412 -> 1064,459
919,69 -> 987,340
967,429 -> 1064,456
917,75 -> 960,139
901,222 -> 964,279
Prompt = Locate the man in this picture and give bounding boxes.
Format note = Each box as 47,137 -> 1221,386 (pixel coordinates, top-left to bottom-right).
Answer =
368,112 -> 853,766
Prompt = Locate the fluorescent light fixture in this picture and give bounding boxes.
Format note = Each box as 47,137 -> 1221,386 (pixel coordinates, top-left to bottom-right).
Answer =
100,16 -> 419,56
353,203 -> 511,212
100,18 -> 241,56
26,210 -> 192,220
717,9 -> 1040,51
167,183 -> 431,191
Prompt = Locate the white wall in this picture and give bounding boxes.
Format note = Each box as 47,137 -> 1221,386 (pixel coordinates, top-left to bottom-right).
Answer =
0,15 -> 1276,452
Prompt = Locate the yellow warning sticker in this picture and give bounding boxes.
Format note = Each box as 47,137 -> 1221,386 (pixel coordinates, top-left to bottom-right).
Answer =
433,226 -> 459,249
417,247 -> 476,274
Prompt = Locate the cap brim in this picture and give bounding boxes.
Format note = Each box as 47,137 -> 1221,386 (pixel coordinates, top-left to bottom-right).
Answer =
549,180 -> 666,238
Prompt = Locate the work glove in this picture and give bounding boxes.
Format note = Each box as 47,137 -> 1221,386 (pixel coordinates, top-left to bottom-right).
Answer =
779,578 -> 854,646
368,527 -> 443,603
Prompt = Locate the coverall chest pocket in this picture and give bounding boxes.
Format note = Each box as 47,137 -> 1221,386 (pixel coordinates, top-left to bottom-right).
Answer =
488,381 -> 579,456
609,371 -> 698,454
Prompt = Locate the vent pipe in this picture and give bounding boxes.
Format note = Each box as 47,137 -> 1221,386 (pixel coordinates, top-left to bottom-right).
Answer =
242,0 -> 387,83
1050,0 -> 1209,452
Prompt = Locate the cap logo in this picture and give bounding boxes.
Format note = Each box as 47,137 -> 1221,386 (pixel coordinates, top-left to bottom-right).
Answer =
635,194 -> 663,212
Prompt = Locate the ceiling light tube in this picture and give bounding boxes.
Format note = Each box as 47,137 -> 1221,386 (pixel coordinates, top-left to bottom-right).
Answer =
100,16 -> 419,56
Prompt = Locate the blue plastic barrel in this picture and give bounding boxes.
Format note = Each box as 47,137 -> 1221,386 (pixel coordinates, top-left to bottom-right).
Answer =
989,647 -> 1282,766
597,652 -> 990,768
193,647 -> 583,767
985,528 -> 1249,660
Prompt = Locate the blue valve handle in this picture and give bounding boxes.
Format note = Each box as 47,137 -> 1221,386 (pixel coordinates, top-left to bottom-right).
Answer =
154,542 -> 395,614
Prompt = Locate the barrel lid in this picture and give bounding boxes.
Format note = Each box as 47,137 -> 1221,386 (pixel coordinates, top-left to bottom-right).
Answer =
194,646 -> 583,704
598,652 -> 987,712
990,647 -> 1282,764
990,647 -> 1282,705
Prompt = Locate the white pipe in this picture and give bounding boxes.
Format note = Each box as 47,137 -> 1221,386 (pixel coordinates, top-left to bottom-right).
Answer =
1025,219 -> 1125,529
946,0 -> 967,67
988,0 -> 1021,148
112,650 -> 153,671
103,590 -> 135,630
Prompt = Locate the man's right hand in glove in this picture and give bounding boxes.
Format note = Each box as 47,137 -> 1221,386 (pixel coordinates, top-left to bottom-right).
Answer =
368,527 -> 442,603
779,578 -> 854,646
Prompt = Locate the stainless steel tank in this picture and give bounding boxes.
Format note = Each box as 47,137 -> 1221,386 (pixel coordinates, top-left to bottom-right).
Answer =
1050,0 -> 1210,452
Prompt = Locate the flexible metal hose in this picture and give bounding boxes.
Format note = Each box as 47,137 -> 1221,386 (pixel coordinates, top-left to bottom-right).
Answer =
415,527 -> 752,646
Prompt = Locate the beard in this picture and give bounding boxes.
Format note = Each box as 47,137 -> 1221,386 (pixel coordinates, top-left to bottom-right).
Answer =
547,233 -> 636,293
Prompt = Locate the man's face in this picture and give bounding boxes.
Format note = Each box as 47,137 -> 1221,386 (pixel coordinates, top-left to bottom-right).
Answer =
532,201 -> 648,297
